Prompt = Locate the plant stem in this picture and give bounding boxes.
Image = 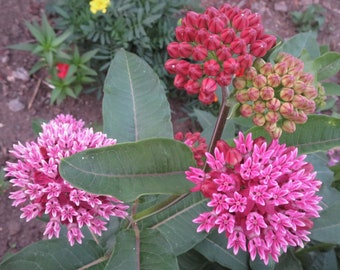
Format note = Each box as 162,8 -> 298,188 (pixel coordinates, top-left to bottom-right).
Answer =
204,86 -> 230,172
77,254 -> 109,270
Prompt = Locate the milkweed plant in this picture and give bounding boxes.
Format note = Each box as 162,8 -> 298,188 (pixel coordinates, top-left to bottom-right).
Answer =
2,2 -> 340,270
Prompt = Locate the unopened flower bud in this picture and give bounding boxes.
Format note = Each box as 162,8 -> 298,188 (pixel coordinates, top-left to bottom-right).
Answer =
293,80 -> 306,94
247,87 -> 260,101
264,122 -> 277,132
225,147 -> 243,166
267,73 -> 281,87
232,12 -> 249,30
195,28 -> 210,44
240,27 -> 257,43
188,64 -> 203,80
260,34 -> 276,49
192,45 -> 208,61
201,77 -> 217,94
260,86 -> 274,100
304,99 -> 316,114
223,58 -> 239,74
184,80 -> 201,94
293,111 -> 308,124
237,54 -> 253,69
299,73 -> 314,84
253,74 -> 267,89
292,94 -> 308,110
280,102 -> 295,117
250,40 -> 268,57
265,111 -> 280,124
216,71 -> 232,86
282,120 -> 296,133
220,28 -> 236,44
253,58 -> 266,71
230,38 -> 247,54
167,42 -> 180,58
233,77 -> 247,90
269,126 -> 282,139
197,13 -> 209,28
259,62 -> 273,76
248,12 -> 262,26
205,6 -> 219,18
185,11 -> 199,28
281,74 -> 295,88
274,62 -> 288,76
266,98 -> 281,111
174,74 -> 188,89
244,67 -> 257,81
303,85 -> 318,99
235,90 -> 249,103
216,46 -> 232,61
240,103 -> 253,117
164,59 -> 179,74
253,100 -> 266,113
198,91 -> 217,105
200,179 -> 218,198
204,34 -> 221,50
252,113 -> 266,126
175,60 -> 190,75
175,26 -> 186,42
280,88 -> 295,101
208,16 -> 226,34
204,60 -> 221,76
182,26 -> 197,42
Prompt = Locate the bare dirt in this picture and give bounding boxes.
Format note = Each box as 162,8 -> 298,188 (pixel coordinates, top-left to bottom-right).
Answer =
0,0 -> 339,261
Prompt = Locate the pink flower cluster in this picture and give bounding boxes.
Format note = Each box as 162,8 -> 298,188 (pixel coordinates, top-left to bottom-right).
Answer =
234,52 -> 318,138
164,4 -> 276,104
186,132 -> 322,264
175,131 -> 208,167
5,114 -> 129,246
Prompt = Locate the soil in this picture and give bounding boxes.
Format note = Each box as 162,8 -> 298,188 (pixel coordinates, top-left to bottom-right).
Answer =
0,0 -> 339,262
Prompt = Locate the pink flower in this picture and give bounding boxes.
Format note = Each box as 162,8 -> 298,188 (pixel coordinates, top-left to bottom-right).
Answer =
186,132 -> 322,265
5,114 -> 129,246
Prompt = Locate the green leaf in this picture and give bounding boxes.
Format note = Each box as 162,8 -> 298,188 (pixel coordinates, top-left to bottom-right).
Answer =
300,249 -> 338,270
322,82 -> 340,96
105,229 -> 178,270
25,22 -> 45,45
143,192 -> 210,255
7,42 -> 36,52
59,138 -> 195,202
102,48 -> 173,142
51,28 -> 73,47
194,230 -> 249,270
313,51 -> 340,81
0,238 -> 106,270
248,115 -> 340,154
274,248 -> 303,270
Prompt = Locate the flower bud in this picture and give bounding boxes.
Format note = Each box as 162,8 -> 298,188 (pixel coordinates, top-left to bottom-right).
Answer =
184,80 -> 201,95
280,102 -> 295,117
208,16 -> 226,34
232,12 -> 249,30
223,58 -> 239,74
282,120 -> 296,133
247,87 -> 260,101
248,12 -> 262,26
174,74 -> 187,89
175,26 -> 186,42
200,179 -> 218,198
252,113 -> 266,126
304,99 -> 316,114
195,28 -> 210,44
292,94 -> 308,110
198,13 -> 209,28
175,60 -> 190,76
280,87 -> 295,101
230,38 -> 247,55
192,45 -> 208,61
244,67 -> 257,81
224,5 -> 240,20
281,74 -> 295,88
216,71 -> 232,86
204,59 -> 221,76
253,100 -> 266,113
274,62 -> 288,76
185,11 -> 199,28
269,127 -> 282,139
264,122 -> 277,132
303,85 -> 318,99
167,42 -> 180,58
188,64 -> 203,80
237,54 -> 253,69
265,111 -> 280,124
267,73 -> 281,88
225,147 -> 243,166
220,28 -> 236,44
250,40 -> 268,57
233,77 -> 247,90
235,90 -> 249,103
204,34 -> 221,50
198,91 -> 217,105
253,58 -> 266,71
216,46 -> 232,61
240,103 -> 253,117
259,62 -> 273,76
240,27 -> 257,43
183,26 -> 197,42
266,97 -> 281,111
260,86 -> 274,100
293,111 -> 308,124
164,59 -> 179,74
205,6 -> 219,18
201,77 -> 217,94
260,34 -> 276,49
299,73 -> 314,84
253,74 -> 267,89
293,80 -> 306,94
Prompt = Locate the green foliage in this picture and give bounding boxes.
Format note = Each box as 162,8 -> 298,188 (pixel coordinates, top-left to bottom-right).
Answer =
291,4 -> 326,33
0,167 -> 9,193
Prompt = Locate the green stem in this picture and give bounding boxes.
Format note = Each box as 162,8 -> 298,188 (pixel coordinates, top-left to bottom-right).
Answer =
204,86 -> 230,172
132,193 -> 190,222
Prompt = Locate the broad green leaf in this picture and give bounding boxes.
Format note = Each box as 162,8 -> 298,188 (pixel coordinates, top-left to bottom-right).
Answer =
313,51 -> 340,81
59,138 -> 195,202
102,48 -> 173,142
194,230 -> 249,270
248,115 -> 340,154
274,248 -> 303,270
322,82 -> 340,96
177,249 -> 217,270
269,32 -> 319,62
105,229 -> 178,270
301,249 -> 338,270
0,238 -> 106,270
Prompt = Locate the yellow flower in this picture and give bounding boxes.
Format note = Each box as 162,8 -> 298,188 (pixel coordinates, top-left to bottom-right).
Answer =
89,0 -> 110,14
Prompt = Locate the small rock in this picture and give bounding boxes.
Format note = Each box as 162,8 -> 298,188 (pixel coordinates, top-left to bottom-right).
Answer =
7,98 -> 25,112
8,221 -> 21,236
274,1 -> 288,12
12,67 -> 30,81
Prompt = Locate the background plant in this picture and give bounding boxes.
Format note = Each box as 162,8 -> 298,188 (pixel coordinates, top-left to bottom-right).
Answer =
290,4 -> 326,33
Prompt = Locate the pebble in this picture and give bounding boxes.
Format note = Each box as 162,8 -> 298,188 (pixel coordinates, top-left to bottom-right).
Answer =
7,220 -> 21,236
7,98 -> 25,112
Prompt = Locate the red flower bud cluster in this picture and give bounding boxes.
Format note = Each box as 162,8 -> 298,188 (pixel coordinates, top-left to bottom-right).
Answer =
234,52 -> 318,138
164,4 -> 276,105
56,63 -> 70,79
175,132 -> 208,167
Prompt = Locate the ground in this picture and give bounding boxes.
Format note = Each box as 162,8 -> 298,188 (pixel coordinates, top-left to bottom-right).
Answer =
0,0 -> 339,261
